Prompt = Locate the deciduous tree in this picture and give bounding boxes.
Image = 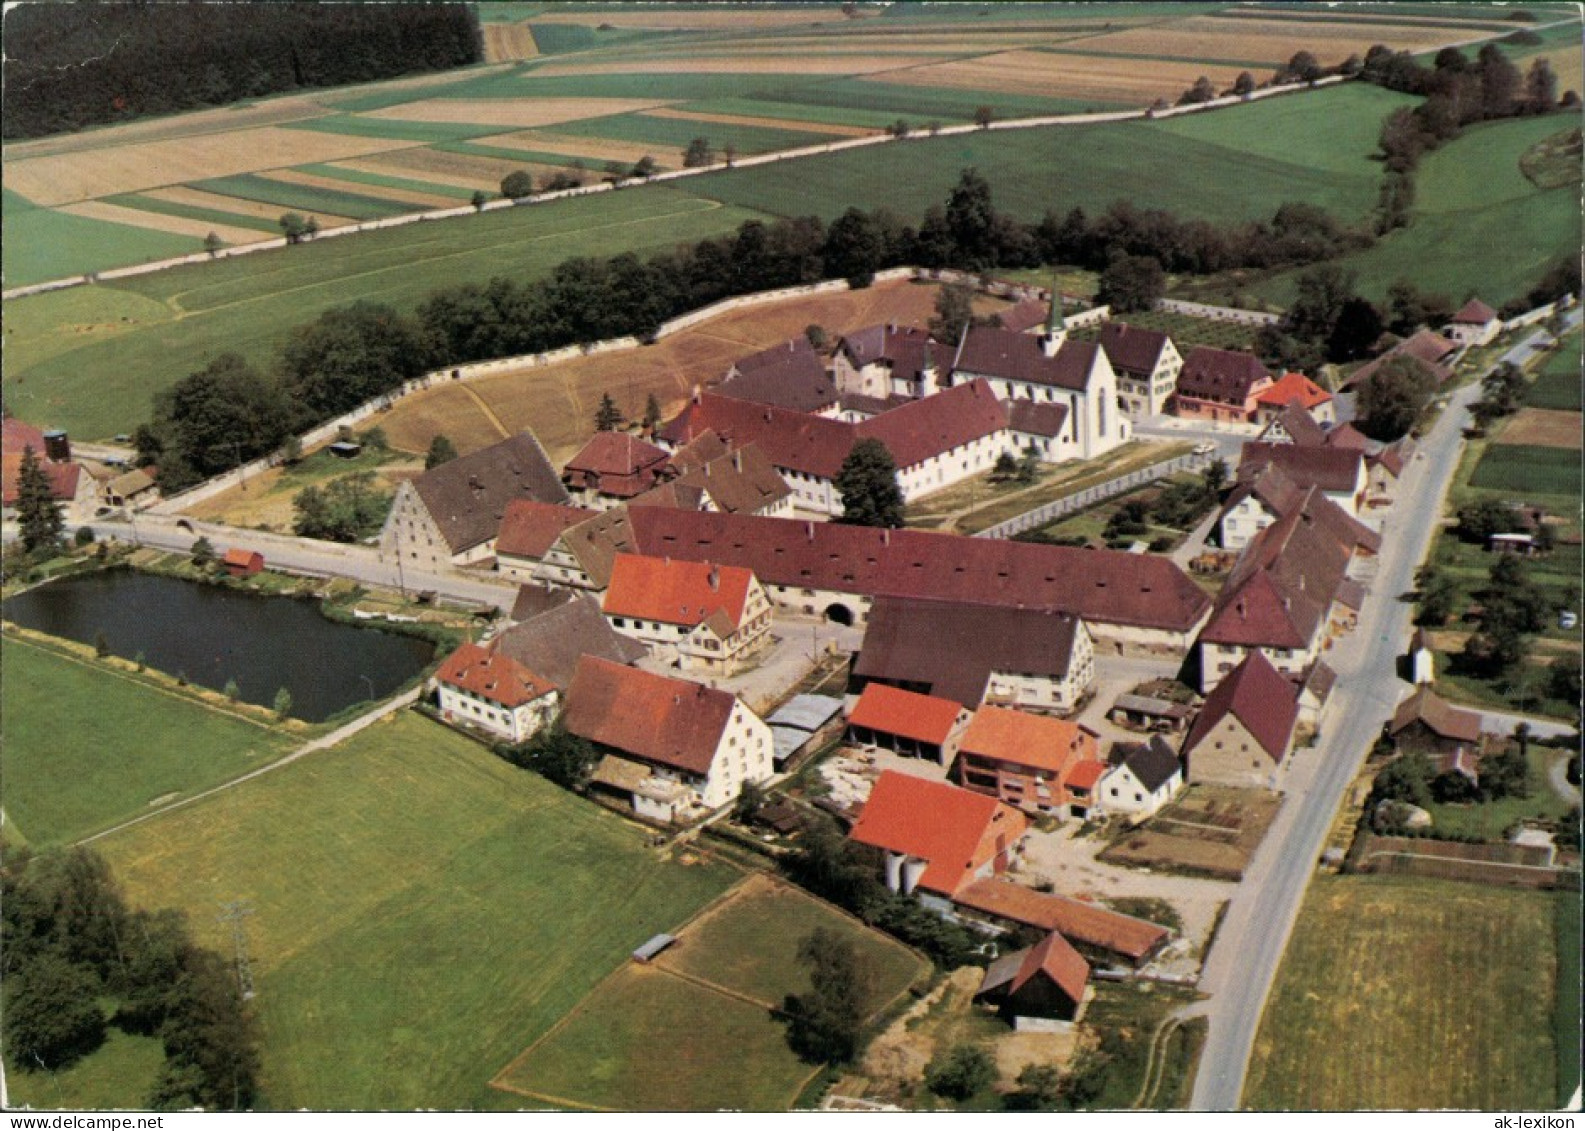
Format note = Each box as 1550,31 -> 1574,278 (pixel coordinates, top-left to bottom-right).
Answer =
1356,354 -> 1436,440
835,438 -> 904,528
500,170 -> 534,200
425,434 -> 458,469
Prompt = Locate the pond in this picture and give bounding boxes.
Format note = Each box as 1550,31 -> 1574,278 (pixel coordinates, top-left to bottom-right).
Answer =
2,570 -> 436,722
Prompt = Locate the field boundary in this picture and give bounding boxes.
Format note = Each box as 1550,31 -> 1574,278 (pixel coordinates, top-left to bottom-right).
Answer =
2,74 -> 1347,302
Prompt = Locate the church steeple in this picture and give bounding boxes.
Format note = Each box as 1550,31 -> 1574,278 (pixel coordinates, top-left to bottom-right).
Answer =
1041,282 -> 1067,358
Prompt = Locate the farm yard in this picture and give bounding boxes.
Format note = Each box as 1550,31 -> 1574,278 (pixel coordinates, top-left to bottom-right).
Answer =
2,3 -> 1563,288
1099,786 -> 1284,881
92,713 -> 739,1110
492,874 -> 928,1111
1244,876 -> 1567,1110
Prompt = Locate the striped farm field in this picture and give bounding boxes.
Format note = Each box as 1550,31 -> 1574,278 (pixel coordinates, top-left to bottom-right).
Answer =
1,188 -> 199,286
348,146 -> 555,192
878,49 -> 1250,104
265,167 -> 460,210
284,114 -> 508,144
53,199 -> 265,246
139,184 -> 354,225
1079,12 -> 1498,65
641,106 -> 877,138
547,112 -> 833,157
363,95 -> 677,129
192,173 -> 415,221
294,163 -> 481,201
530,55 -> 938,78
462,128 -> 670,167
528,5 -> 858,29
481,20 -> 539,63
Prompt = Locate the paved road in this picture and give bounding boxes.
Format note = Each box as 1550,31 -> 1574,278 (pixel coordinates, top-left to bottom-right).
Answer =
1188,375 -> 1486,1109
93,513 -> 519,612
1477,708 -> 1579,742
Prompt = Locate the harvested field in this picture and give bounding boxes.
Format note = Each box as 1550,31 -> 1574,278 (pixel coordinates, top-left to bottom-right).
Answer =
878,50 -> 1249,104
640,106 -> 876,138
377,277 -> 970,463
465,129 -> 666,167
1500,408 -> 1584,449
0,96 -> 330,161
54,201 -> 265,246
1099,785 -> 1283,881
481,22 -> 539,63
351,146 -> 559,190
365,97 -> 677,129
141,185 -> 355,226
1078,14 -> 1496,66
265,167 -> 459,210
531,56 -> 935,77
4,128 -> 417,207
529,6 -> 858,29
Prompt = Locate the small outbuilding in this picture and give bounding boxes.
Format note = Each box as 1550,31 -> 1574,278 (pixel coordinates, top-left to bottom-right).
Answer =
222,548 -> 264,577
975,931 -> 1091,1028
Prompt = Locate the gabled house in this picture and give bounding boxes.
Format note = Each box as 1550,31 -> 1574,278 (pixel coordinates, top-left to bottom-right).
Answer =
1097,322 -> 1182,419
493,591 -> 646,690
561,432 -> 671,509
849,770 -> 1028,909
846,683 -> 973,766
1444,298 -> 1502,347
1171,347 -> 1273,423
954,706 -> 1099,817
434,642 -> 559,744
1,421 -> 98,523
851,597 -> 1095,712
975,931 -> 1091,1026
1343,329 -> 1457,390
1216,463 -> 1306,552
1256,402 -> 1330,448
641,438 -> 794,519
1237,442 -> 1367,515
1408,628 -> 1435,686
563,656 -> 774,822
601,553 -> 771,671
1253,373 -> 1335,426
495,500 -> 598,581
717,337 -> 839,414
1295,660 -> 1337,728
1387,686 -> 1484,758
380,431 -> 567,570
1099,735 -> 1183,818
1180,651 -> 1299,788
832,325 -> 946,400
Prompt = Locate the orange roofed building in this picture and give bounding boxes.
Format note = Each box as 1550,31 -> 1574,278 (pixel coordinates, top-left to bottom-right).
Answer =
849,771 -> 1028,908
846,683 -> 973,766
1253,372 -> 1335,426
602,553 -> 771,672
954,706 -> 1099,818
435,642 -> 559,744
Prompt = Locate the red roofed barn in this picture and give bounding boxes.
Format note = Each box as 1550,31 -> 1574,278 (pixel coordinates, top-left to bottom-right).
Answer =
1180,651 -> 1299,789
975,931 -> 1091,1025
954,706 -> 1099,817
847,683 -> 973,765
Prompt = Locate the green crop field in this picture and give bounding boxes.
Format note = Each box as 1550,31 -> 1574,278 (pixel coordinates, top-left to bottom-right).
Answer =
0,636 -> 294,845
2,188 -> 199,287
103,193 -> 283,234
549,112 -> 831,157
294,163 -> 480,201
96,712 -> 737,1109
193,174 -> 413,222
1527,332 -> 1584,411
285,114 -> 509,143
3,188 -> 769,439
1245,875 -> 1561,1110
1557,891 -> 1582,1107
1468,443 -> 1580,496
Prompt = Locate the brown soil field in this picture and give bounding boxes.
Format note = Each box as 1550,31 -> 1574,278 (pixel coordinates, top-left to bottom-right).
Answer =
1078,15 -> 1495,67
881,50 -> 1247,104
185,457 -> 422,531
529,7 -> 861,29
143,185 -> 356,227
1223,6 -> 1514,29
640,107 -> 876,138
378,278 -> 995,463
0,97 -> 330,162
466,130 -> 668,168
312,63 -> 518,108
532,56 -> 934,78
1099,785 -> 1283,881
53,201 -> 272,246
5,128 -> 418,207
365,97 -> 676,129
349,147 -> 561,190
263,167 -> 459,210
481,22 -> 539,63
1500,408 -> 1584,449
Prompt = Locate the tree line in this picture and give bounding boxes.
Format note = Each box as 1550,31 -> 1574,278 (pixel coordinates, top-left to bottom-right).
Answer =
3,2 -> 481,140
2,848 -> 260,1109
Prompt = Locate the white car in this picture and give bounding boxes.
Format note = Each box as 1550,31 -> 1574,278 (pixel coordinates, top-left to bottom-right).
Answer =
1193,442 -> 1216,456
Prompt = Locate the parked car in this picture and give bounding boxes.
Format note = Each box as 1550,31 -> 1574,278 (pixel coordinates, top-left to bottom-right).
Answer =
1560,610 -> 1579,630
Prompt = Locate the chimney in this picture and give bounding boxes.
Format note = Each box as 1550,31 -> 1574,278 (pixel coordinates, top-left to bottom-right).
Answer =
733,450 -> 742,472
692,384 -> 702,404
882,528 -> 890,546
1236,598 -> 1246,619
708,565 -> 720,591
806,522 -> 815,543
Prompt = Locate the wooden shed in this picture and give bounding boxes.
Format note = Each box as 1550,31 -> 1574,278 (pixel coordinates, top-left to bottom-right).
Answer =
222,548 -> 265,577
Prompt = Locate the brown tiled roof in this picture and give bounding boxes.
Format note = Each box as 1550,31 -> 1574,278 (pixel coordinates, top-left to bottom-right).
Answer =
1239,442 -> 1363,495
854,597 -> 1084,707
954,879 -> 1171,961
509,583 -> 576,622
1201,569 -> 1319,649
953,326 -> 1102,392
1005,398 -> 1070,439
838,325 -> 944,386
1175,347 -> 1271,403
1452,298 -> 1498,324
977,930 -> 1091,1005
564,432 -> 669,479
661,429 -> 732,475
556,506 -> 644,588
494,593 -> 646,690
996,298 -> 1052,335
561,656 -> 740,775
669,442 -> 792,514
837,392 -> 912,418
411,432 -> 568,554
1262,403 -> 1328,447
624,508 -> 1212,633
719,337 -> 837,413
1,418 -> 46,453
496,501 -> 597,560
436,642 -> 556,708
849,771 -> 1026,896
1300,660 -> 1336,704
1344,330 -> 1456,389
862,379 -> 1007,468
1098,322 -> 1172,378
1323,423 -> 1371,451
1,453 -> 80,504
1218,462 -> 1306,530
1110,735 -> 1182,792
1389,686 -> 1483,743
1183,650 -> 1298,763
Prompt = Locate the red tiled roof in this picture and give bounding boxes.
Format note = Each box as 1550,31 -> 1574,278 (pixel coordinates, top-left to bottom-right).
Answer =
1098,322 -> 1173,378
720,337 -> 837,413
562,655 -> 740,776
953,326 -> 1103,392
1221,462 -> 1306,525
954,879 -> 1170,961
838,325 -> 944,386
1260,403 -> 1328,448
1239,442 -> 1363,496
848,683 -> 966,747
1451,298 -> 1498,324
1176,347 -> 1271,403
564,432 -> 669,478
2,418 -> 47,453
1,453 -> 80,505
603,553 -> 755,629
622,508 -> 1211,632
1344,330 -> 1456,389
862,379 -> 1008,469
979,930 -> 1091,1005
959,706 -> 1097,777
496,501 -> 596,560
849,771 -> 1027,896
996,298 -> 1052,335
410,432 -> 569,554
1255,372 -> 1332,410
1065,759 -> 1109,792
1183,650 -> 1298,763
1323,423 -> 1370,451
1389,686 -> 1483,743
436,642 -> 555,708
221,548 -> 261,568
1201,569 -> 1315,649
1005,398 -> 1069,439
